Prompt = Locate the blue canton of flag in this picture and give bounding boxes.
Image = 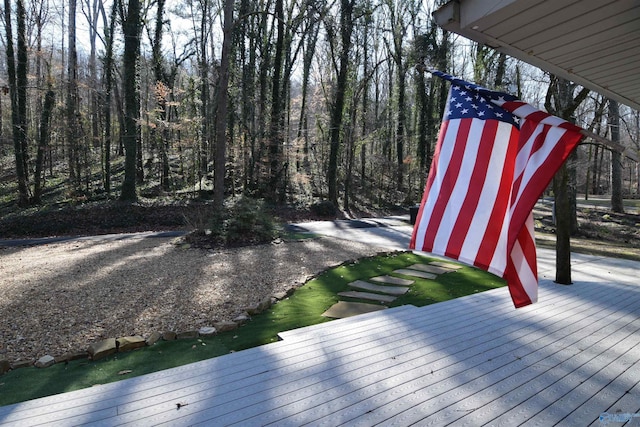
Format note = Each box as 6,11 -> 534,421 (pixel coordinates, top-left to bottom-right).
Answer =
439,71 -> 519,128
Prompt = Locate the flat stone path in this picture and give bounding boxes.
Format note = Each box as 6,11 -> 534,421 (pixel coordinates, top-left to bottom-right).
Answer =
393,269 -> 437,280
322,260 -> 460,319
405,264 -> 454,275
337,291 -> 398,303
321,301 -> 387,318
348,280 -> 410,296
370,276 -> 414,286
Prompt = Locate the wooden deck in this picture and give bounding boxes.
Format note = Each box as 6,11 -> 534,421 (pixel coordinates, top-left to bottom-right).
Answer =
1,253 -> 639,426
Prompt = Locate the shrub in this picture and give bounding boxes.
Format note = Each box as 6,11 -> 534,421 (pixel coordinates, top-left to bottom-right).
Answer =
185,196 -> 276,247
310,200 -> 336,218
224,196 -> 276,245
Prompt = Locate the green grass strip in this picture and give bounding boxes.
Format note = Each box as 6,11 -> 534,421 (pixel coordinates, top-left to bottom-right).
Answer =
0,251 -> 504,406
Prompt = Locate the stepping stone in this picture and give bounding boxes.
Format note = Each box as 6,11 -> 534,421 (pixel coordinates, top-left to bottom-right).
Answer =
393,269 -> 437,280
429,261 -> 464,270
322,301 -> 387,319
406,264 -> 453,275
348,280 -> 410,295
370,275 -> 414,286
338,291 -> 397,303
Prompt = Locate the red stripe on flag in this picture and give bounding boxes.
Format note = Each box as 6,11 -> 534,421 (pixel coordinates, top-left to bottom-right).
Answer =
473,126 -> 519,271
409,120 -> 450,250
505,262 -> 533,308
510,122 -> 552,207
421,119 -> 472,251
505,216 -> 537,307
445,119 -> 498,259
508,125 -> 583,249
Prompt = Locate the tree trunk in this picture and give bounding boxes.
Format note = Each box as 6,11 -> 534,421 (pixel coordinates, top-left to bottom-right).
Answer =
213,0 -> 233,206
396,67 -> 406,191
4,0 -> 30,206
553,165 -> 572,284
391,10 -> 407,192
296,18 -> 318,179
16,0 -> 28,188
120,0 -> 142,201
268,0 -> 285,202
568,149 -> 579,235
360,18 -> 370,186
545,76 -> 589,285
609,99 -> 624,213
67,0 -> 79,187
327,0 -> 354,206
585,144 -> 592,200
591,144 -> 599,194
415,45 -> 428,171
199,0 -> 209,185
344,102 -> 357,212
34,87 -> 55,203
86,0 -> 100,150
152,0 -> 172,191
102,0 -> 117,196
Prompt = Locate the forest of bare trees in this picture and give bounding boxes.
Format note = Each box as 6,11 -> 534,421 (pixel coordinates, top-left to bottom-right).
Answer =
1,0 -> 638,213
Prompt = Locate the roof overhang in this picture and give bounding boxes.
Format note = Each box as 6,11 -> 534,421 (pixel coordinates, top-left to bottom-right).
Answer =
433,0 -> 640,111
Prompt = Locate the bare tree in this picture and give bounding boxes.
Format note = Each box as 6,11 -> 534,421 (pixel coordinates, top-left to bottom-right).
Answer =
545,75 -> 589,285
33,77 -> 55,204
120,0 -> 142,201
213,0 -> 234,205
327,0 -> 355,206
4,0 -> 30,206
608,99 -> 624,213
67,0 -> 80,187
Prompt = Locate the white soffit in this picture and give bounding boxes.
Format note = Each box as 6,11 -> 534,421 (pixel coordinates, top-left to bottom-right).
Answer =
433,0 -> 640,110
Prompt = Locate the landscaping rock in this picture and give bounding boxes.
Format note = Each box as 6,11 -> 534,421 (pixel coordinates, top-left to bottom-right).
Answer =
146,331 -> 162,346
162,331 -> 177,341
0,359 -> 10,374
246,297 -> 272,315
260,297 -> 273,311
213,321 -> 237,333
54,355 -> 66,364
54,352 -> 87,364
273,291 -> 289,301
88,338 -> 117,361
245,304 -> 260,315
177,331 -> 199,340
11,360 -> 33,370
233,314 -> 250,325
35,355 -> 56,368
117,336 -> 146,352
198,326 -> 217,337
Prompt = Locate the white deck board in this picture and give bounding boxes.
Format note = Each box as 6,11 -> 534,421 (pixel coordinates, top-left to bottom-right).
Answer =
1,253 -> 639,426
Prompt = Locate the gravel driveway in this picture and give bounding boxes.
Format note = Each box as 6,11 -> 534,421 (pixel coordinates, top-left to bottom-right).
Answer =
0,235 -> 387,364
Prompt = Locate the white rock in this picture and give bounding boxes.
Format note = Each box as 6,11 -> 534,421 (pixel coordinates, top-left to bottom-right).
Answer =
198,326 -> 217,336
35,355 -> 55,368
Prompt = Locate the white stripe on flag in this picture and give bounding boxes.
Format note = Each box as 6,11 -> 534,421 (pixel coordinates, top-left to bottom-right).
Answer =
458,121 -> 512,268
433,119 -> 484,252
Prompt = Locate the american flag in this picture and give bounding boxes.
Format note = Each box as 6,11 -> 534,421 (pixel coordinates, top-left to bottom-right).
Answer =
410,71 -> 584,308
